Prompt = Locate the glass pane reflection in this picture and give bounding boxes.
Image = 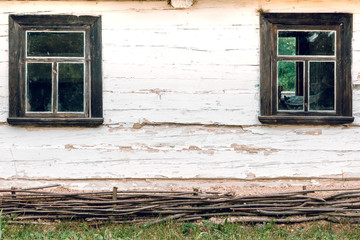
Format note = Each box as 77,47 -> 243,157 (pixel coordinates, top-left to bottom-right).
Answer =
309,62 -> 335,111
27,63 -> 52,112
278,61 -> 304,111
58,63 -> 84,112
27,32 -> 84,57
278,31 -> 335,56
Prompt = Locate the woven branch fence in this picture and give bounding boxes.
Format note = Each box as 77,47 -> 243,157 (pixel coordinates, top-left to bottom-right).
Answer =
1,185 -> 360,225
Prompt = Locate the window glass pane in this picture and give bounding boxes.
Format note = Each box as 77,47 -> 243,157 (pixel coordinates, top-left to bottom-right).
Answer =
27,32 -> 84,57
278,61 -> 304,111
278,37 -> 296,55
309,62 -> 335,111
278,31 -> 335,56
58,63 -> 84,112
27,63 -> 52,112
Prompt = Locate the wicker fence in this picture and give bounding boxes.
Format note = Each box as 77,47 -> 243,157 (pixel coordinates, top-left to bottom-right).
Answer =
1,185 -> 360,225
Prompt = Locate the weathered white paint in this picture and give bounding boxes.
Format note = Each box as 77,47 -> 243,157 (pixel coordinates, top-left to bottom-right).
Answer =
0,0 -> 360,181
2,123 -> 360,179
171,0 -> 193,9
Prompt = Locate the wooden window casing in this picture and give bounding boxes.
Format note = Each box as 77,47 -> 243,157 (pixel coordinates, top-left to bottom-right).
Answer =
259,13 -> 353,124
8,15 -> 103,126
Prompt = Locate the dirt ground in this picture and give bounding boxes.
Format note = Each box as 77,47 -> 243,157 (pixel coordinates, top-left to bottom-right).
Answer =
1,178 -> 359,197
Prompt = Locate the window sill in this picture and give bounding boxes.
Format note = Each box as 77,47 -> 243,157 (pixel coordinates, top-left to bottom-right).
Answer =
258,116 -> 354,125
7,117 -> 104,127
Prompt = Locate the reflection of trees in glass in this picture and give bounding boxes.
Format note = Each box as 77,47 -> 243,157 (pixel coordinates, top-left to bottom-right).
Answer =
58,63 -> 84,112
278,38 -> 296,92
278,31 -> 334,56
278,37 -> 296,55
278,31 -> 335,94
278,61 -> 295,91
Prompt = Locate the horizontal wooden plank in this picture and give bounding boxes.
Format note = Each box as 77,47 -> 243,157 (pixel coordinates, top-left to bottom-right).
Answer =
0,0 -> 359,180
103,109 -> 258,125
103,91 -> 257,109
1,124 -> 360,178
103,76 -> 259,92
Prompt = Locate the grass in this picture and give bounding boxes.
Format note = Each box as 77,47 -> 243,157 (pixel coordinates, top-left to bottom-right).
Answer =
1,220 -> 360,240
0,210 -> 18,240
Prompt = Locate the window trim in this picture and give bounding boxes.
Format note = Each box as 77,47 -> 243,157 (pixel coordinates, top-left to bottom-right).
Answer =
259,13 -> 353,125
8,15 -> 103,127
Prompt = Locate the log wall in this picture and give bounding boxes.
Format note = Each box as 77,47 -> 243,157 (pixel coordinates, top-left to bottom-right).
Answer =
0,0 -> 360,180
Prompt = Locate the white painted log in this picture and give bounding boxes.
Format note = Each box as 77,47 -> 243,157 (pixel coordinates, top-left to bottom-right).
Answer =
0,0 -> 358,180
1,124 -> 360,179
171,0 -> 193,9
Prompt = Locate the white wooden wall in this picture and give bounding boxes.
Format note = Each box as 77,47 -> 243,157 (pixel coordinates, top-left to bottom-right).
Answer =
0,0 -> 360,180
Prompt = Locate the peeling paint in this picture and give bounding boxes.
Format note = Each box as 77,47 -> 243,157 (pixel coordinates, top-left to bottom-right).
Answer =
0,0 -> 359,181
187,145 -> 201,151
144,146 -> 160,153
108,126 -> 123,132
132,123 -> 143,129
231,143 -> 278,155
65,144 -> 76,150
118,146 -> 133,151
294,129 -> 322,135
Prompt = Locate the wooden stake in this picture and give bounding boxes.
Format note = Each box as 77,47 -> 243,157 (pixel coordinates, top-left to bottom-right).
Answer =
112,187 -> 118,201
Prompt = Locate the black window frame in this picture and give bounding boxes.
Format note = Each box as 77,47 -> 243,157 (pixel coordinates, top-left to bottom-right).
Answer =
259,13 -> 353,125
8,15 -> 103,127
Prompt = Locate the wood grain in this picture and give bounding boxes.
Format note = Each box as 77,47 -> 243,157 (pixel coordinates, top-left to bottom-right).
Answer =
0,0 -> 359,179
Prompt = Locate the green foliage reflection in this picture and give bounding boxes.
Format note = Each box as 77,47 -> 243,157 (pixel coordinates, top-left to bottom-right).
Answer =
278,61 -> 296,92
278,37 -> 296,55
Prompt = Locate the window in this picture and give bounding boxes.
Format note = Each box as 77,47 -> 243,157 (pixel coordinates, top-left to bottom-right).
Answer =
8,15 -> 103,126
259,13 -> 353,124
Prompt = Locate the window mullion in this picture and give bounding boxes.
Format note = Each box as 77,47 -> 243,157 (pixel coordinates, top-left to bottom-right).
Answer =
304,60 -> 309,112
53,62 -> 58,113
